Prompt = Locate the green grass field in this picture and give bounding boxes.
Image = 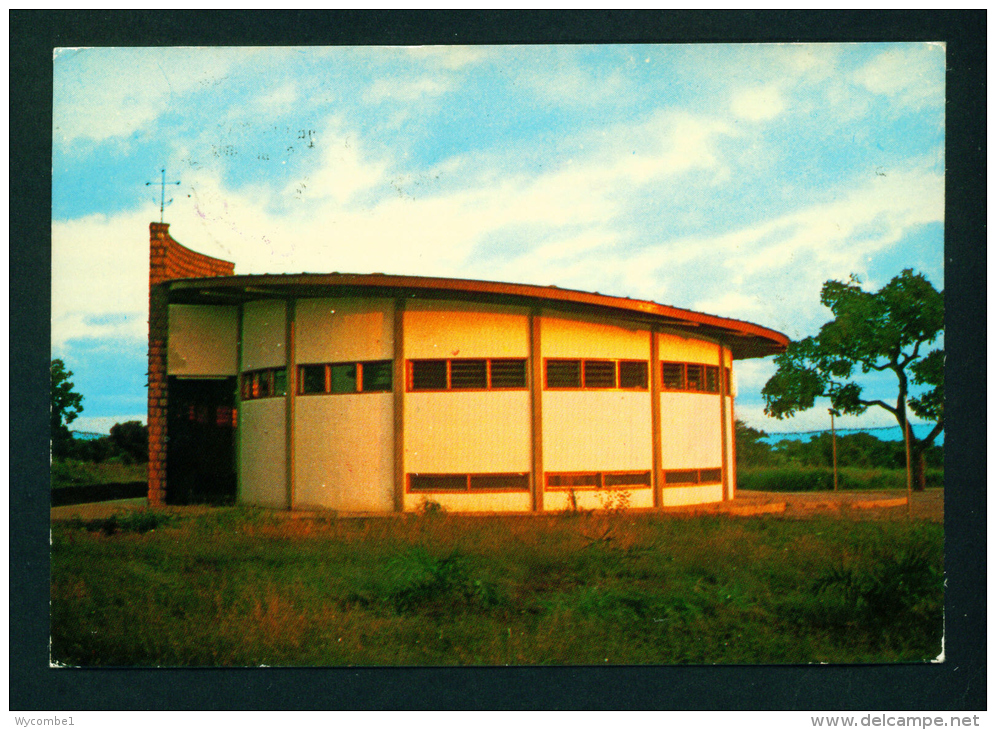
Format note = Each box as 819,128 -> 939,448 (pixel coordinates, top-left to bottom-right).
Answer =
737,466 -> 943,492
51,459 -> 146,489
50,506 -> 943,666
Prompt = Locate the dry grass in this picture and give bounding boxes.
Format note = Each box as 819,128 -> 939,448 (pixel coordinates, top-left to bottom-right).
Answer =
50,493 -> 944,666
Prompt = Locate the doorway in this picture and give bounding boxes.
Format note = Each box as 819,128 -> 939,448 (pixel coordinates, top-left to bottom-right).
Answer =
166,376 -> 237,505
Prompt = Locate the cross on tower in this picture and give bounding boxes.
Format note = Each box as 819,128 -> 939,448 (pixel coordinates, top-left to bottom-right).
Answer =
145,168 -> 181,223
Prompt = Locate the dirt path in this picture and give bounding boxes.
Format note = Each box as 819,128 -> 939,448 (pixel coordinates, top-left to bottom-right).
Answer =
728,489 -> 943,522
50,490 -> 943,523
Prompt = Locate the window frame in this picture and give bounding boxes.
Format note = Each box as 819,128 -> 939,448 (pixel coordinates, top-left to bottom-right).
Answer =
296,360 -> 393,396
660,361 -> 725,394
661,467 -> 724,487
544,358 -> 650,391
241,367 -> 287,401
406,472 -> 531,493
545,470 -> 652,491
407,358 -> 528,392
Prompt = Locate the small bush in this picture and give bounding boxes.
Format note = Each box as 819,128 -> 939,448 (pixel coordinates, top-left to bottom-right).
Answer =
383,548 -> 503,614
811,532 -> 943,643
420,499 -> 446,516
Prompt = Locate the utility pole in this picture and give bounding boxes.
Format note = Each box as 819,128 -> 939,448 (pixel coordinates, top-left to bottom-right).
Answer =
145,168 -> 181,223
829,408 -> 838,492
903,400 -> 913,518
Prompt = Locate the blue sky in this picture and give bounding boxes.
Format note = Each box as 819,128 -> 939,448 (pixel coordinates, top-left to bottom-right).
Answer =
51,43 -> 945,435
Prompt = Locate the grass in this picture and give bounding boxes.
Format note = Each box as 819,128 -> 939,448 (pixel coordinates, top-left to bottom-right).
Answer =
51,458 -> 147,489
50,507 -> 943,666
737,466 -> 944,492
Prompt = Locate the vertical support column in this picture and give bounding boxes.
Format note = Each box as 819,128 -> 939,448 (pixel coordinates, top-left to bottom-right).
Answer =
650,329 -> 663,509
234,304 -> 243,504
730,391 -> 738,501
392,298 -> 406,512
147,223 -> 170,506
285,298 -> 297,510
529,308 -> 544,512
718,342 -> 730,501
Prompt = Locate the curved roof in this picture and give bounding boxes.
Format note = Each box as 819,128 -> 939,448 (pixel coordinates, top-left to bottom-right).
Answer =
166,271 -> 788,360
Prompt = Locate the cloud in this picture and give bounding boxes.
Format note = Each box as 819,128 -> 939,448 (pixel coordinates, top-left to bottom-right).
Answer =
364,76 -> 452,104
403,46 -> 488,70
730,84 -> 786,121
853,44 -> 945,110
283,119 -> 390,206
520,64 -> 627,107
51,209 -> 156,351
53,48 -> 238,145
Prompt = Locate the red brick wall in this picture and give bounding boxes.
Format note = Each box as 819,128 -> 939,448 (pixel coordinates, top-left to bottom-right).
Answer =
148,222 -> 235,505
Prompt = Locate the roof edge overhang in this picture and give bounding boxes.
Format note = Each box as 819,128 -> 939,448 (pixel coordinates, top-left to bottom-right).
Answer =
165,272 -> 788,360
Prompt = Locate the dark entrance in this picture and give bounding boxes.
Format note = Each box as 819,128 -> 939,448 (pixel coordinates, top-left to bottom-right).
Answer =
166,377 -> 237,505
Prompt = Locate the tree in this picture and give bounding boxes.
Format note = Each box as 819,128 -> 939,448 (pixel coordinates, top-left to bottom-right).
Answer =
761,269 -> 943,491
51,359 -> 84,458
110,420 -> 149,464
734,419 -> 775,467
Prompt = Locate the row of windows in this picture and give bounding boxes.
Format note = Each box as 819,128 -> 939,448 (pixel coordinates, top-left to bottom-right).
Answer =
298,361 -> 392,395
242,359 -> 730,397
241,367 -> 287,400
663,467 -> 723,485
409,358 -> 527,391
661,363 -> 731,394
408,473 -> 530,493
405,469 -> 722,493
546,471 -> 651,490
545,359 -> 648,390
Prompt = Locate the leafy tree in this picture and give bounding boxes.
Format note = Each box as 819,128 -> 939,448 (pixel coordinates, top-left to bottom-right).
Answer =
762,269 -> 943,490
110,421 -> 149,464
734,419 -> 775,467
51,359 -> 84,458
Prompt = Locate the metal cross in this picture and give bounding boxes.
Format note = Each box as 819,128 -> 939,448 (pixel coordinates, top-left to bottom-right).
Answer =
145,168 -> 181,223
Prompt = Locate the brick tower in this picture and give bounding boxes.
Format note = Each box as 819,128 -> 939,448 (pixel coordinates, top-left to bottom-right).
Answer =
147,223 -> 235,505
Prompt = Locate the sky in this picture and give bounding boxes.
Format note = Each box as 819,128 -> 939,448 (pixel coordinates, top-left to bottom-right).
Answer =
51,43 -> 945,435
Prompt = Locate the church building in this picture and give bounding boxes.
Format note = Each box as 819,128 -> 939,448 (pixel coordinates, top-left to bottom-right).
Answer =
148,222 -> 787,512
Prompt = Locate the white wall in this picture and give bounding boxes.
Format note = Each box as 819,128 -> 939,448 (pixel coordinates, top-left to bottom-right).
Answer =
404,300 -> 529,358
660,392 -> 723,469
406,391 -> 532,474
540,313 -> 653,475
242,300 -> 286,371
290,298 -> 395,510
402,302 -> 532,503
403,490 -> 532,513
656,333 -> 727,478
661,483 -> 723,507
544,488 -> 654,512
296,298 -> 393,363
239,398 -> 286,508
168,305 -> 238,376
295,394 -> 394,511
543,391 -> 652,472
542,311 -> 649,360
658,331 -> 722,364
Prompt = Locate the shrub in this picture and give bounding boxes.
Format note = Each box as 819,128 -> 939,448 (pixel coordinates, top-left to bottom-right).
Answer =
383,548 -> 503,614
811,531 -> 943,642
